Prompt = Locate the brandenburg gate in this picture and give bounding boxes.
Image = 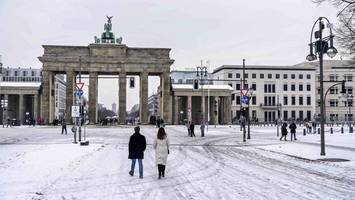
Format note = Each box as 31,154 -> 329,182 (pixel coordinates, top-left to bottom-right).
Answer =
38,17 -> 174,124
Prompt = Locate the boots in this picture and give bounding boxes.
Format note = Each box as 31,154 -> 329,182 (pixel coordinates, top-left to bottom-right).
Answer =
162,165 -> 165,177
158,165 -> 162,179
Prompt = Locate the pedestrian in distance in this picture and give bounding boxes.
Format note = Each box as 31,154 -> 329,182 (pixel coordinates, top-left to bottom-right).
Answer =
6,117 -> 11,128
61,118 -> 67,134
190,122 -> 195,137
153,127 -> 170,179
128,126 -> 147,179
186,121 -> 191,137
280,122 -> 288,141
200,121 -> 205,137
289,121 -> 297,141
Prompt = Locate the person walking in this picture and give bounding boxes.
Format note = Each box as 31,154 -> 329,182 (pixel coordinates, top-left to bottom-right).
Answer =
190,122 -> 195,137
289,121 -> 297,141
200,121 -> 205,137
186,121 -> 191,137
280,122 -> 288,141
128,126 -> 147,179
61,118 -> 67,134
153,127 -> 170,179
6,117 -> 11,128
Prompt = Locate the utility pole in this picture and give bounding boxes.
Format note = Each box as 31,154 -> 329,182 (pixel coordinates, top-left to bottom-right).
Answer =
242,59 -> 246,142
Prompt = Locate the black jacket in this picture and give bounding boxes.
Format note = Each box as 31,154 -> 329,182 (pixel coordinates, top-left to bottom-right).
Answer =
128,132 -> 147,159
281,125 -> 288,136
289,123 -> 297,133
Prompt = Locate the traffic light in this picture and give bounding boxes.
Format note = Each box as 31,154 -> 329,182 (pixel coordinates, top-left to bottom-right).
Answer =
341,80 -> 346,94
129,77 -> 135,88
193,79 -> 199,90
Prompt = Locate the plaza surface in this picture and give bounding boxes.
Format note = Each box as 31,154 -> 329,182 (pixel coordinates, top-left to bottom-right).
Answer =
0,125 -> 354,200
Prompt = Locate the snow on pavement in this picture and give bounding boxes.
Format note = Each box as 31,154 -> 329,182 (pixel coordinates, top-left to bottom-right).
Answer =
0,125 -> 354,200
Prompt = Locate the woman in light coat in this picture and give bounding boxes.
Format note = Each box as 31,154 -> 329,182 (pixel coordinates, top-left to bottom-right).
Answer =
153,127 -> 170,179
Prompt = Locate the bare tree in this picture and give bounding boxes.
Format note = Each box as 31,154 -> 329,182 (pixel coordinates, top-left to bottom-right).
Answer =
313,0 -> 355,56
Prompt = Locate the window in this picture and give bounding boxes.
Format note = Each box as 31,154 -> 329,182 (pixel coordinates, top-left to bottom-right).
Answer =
252,83 -> 256,91
252,96 -> 256,105
329,74 -> 338,81
299,96 -> 303,105
299,74 -> 303,79
268,85 -> 272,93
272,84 -> 275,93
306,74 -> 311,79
291,74 -> 295,79
260,74 -> 264,79
283,110 -> 288,121
307,111 -> 311,120
307,96 -> 311,105
14,71 -> 18,76
291,96 -> 296,105
268,74 -> 272,79
264,84 -> 267,93
232,94 -> 235,101
178,79 -> 183,84
23,71 -> 27,77
330,87 -> 338,94
32,71 -> 35,76
283,84 -> 288,91
186,79 -> 193,84
291,111 -> 296,120
228,73 -> 233,78
283,74 -> 288,79
346,87 -> 353,94
276,74 -> 280,79
299,111 -> 304,120
344,74 -> 353,81
236,73 -> 240,78
244,73 -> 249,78
236,84 -> 240,90
236,96 -> 240,105
329,99 -> 338,107
291,84 -> 295,91
6,71 -> 9,76
283,96 -> 288,105
299,84 -> 303,91
244,84 -> 248,89
252,73 -> 256,79
307,84 -> 311,91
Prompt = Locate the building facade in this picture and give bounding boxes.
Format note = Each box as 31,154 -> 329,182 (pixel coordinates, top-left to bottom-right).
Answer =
212,64 -> 316,123
301,60 -> 355,123
54,74 -> 66,120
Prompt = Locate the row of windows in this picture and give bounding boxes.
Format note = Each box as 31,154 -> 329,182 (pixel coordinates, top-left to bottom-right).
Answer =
320,74 -> 354,82
283,96 -> 312,106
284,83 -> 312,92
317,87 -> 353,95
4,70 -> 41,77
2,77 -> 42,82
317,100 -> 353,107
231,95 -> 312,106
228,72 -> 312,80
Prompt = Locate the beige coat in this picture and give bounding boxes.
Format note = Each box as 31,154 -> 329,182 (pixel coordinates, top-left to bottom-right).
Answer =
153,137 -> 170,165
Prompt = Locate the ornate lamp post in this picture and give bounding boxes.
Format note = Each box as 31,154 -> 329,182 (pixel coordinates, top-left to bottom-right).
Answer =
306,17 -> 338,156
196,66 -> 208,128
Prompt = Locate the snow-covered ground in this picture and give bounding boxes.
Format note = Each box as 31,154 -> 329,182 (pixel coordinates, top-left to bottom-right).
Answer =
0,125 -> 354,200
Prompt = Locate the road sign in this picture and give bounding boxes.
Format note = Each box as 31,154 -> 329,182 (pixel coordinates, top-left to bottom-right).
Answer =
76,82 -> 84,90
71,106 -> 80,117
77,89 -> 84,97
241,96 -> 249,108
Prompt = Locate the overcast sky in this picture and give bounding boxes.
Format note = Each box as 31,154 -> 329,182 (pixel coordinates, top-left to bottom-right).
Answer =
0,0 -> 341,110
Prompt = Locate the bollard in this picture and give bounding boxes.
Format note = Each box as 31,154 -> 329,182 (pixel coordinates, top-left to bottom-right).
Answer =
330,127 -> 333,134
350,126 -> 353,133
303,129 -> 306,136
341,127 -> 344,134
317,128 -> 320,134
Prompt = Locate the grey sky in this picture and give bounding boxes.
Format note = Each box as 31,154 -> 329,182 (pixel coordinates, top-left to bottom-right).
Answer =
0,0 -> 340,109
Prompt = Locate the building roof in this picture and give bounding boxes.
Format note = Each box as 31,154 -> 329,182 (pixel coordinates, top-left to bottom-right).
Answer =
172,84 -> 233,90
0,82 -> 41,88
213,64 -> 316,74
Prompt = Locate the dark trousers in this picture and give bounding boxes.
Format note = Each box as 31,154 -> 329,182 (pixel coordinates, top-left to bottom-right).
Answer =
280,135 -> 287,141
61,126 -> 67,134
158,164 -> 166,177
291,132 -> 297,141
191,130 -> 195,137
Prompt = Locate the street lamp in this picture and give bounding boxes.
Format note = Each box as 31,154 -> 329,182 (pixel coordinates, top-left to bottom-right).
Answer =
306,17 -> 338,156
196,65 -> 208,128
179,110 -> 184,125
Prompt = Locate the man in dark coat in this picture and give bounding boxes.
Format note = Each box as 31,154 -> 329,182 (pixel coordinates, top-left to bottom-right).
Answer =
190,122 -> 195,137
128,126 -> 147,178
280,122 -> 288,141
289,121 -> 297,141
61,118 -> 67,134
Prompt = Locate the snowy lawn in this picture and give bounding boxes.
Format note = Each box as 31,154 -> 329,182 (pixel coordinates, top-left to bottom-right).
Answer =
0,125 -> 354,200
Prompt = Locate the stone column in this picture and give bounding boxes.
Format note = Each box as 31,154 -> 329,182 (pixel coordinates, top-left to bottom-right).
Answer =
65,70 -> 75,122
225,96 -> 232,124
161,72 -> 172,124
89,72 -> 98,124
210,96 -> 216,125
41,71 -> 50,124
174,96 -> 179,125
140,72 -> 148,124
4,94 -> 8,122
33,94 -> 38,121
220,97 -> 225,124
19,94 -> 24,124
119,71 -> 127,124
187,95 -> 192,122
49,72 -> 55,123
